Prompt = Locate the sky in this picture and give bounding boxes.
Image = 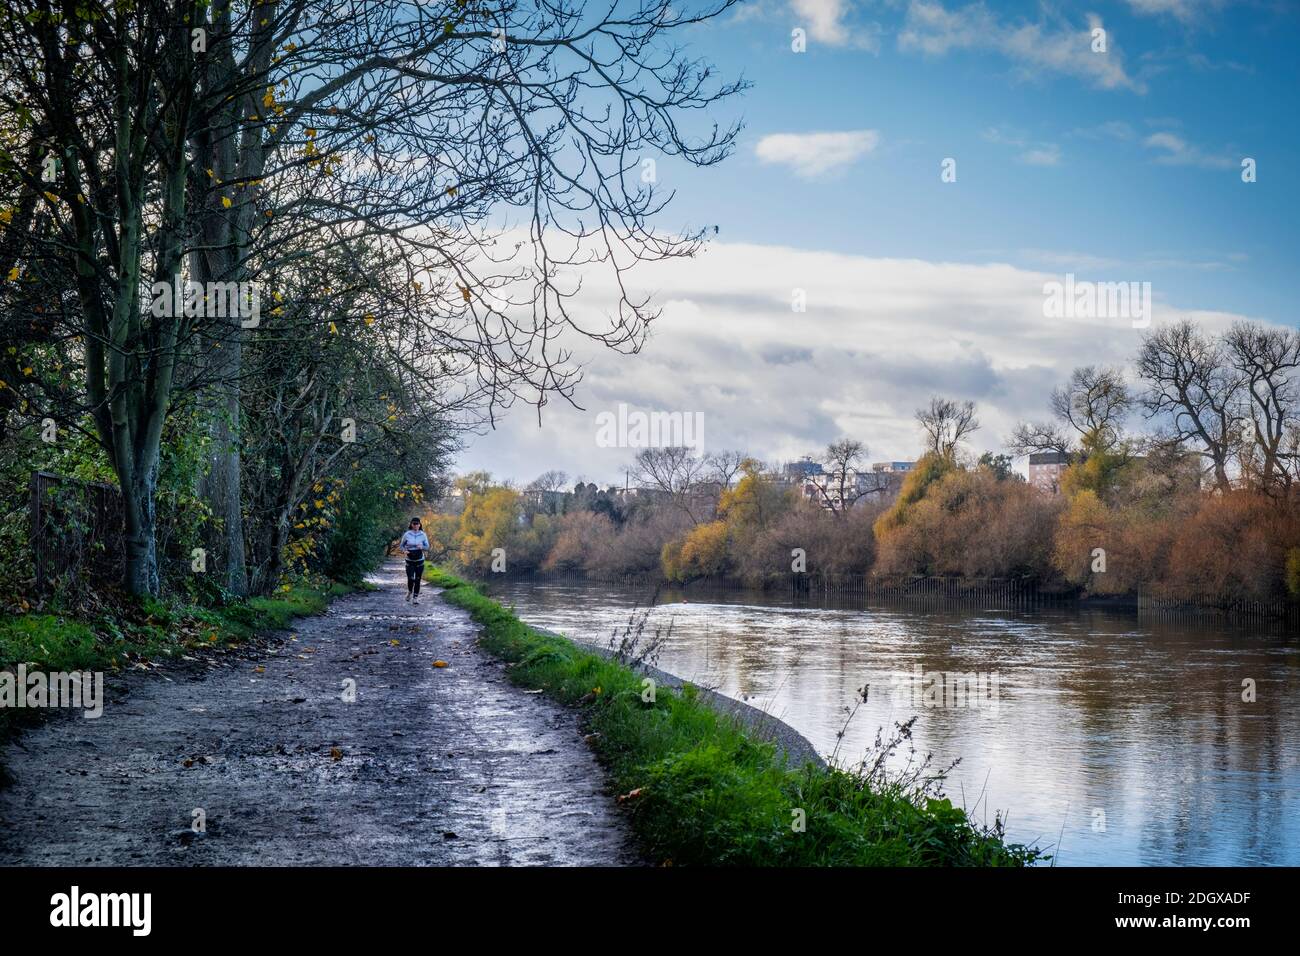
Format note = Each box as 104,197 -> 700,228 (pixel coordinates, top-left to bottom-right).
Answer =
456,0 -> 1300,487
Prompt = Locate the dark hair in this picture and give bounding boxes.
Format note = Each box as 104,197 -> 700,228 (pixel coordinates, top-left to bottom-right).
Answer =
409,517 -> 421,527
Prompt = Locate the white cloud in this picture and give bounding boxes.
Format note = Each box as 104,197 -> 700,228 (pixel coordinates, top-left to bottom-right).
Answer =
455,240 -> 1258,484
1019,145 -> 1062,166
983,126 -> 1061,166
1143,131 -> 1236,169
1125,0 -> 1225,24
754,130 -> 880,178
1068,120 -> 1137,141
898,2 -> 1146,93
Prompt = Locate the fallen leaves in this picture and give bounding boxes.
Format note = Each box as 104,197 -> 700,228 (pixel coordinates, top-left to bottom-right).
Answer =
330,746 -> 343,761
432,660 -> 449,668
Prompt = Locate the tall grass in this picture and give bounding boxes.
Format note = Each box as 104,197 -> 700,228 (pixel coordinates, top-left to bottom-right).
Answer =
428,568 -> 1041,867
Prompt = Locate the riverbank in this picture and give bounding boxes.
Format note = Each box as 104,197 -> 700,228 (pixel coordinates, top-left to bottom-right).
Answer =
428,568 -> 1042,866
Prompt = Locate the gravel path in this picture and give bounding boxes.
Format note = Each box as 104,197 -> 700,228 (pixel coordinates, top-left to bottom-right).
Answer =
0,563 -> 637,866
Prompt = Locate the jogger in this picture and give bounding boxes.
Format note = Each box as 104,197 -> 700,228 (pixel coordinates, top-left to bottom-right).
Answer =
399,517 -> 429,604
405,555 -> 424,599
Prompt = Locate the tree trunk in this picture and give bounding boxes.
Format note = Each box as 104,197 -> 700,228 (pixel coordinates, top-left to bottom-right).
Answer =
122,461 -> 160,597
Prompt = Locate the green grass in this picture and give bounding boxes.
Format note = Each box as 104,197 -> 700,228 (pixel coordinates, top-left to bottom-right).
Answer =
0,580 -> 354,744
428,567 -> 1042,867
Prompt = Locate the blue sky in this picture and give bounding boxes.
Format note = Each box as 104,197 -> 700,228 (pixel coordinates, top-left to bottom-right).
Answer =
460,0 -> 1300,484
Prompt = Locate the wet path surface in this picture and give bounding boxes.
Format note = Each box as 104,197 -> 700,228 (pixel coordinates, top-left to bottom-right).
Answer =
0,565 -> 637,865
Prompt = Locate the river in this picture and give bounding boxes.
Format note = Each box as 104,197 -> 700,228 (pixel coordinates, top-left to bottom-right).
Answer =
480,577 -> 1300,866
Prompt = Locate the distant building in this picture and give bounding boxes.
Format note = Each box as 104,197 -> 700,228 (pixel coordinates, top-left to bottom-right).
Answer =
802,461 -> 915,509
783,457 -> 824,481
1028,452 -> 1069,493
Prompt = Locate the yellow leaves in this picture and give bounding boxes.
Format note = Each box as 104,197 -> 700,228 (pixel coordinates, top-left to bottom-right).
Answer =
264,210 -> 274,218
328,321 -> 338,334
458,285 -> 471,303
0,208 -> 12,225
221,196 -> 232,208
42,191 -> 59,204
21,367 -> 32,376
363,313 -> 375,326
284,41 -> 297,52
253,665 -> 265,674
314,499 -> 324,509
6,266 -> 19,281
206,168 -> 215,178
272,290 -> 284,303
305,127 -> 317,139
389,639 -> 400,647
432,660 -> 449,668
262,87 -> 276,109
313,483 -> 323,492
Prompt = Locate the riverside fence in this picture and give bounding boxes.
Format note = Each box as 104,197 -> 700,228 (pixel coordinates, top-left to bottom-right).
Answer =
1137,587 -> 1300,627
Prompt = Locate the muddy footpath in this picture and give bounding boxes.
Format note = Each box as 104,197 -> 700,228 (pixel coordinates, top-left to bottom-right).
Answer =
0,563 -> 637,865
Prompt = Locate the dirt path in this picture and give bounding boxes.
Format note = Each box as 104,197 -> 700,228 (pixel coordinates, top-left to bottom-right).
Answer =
0,564 -> 637,866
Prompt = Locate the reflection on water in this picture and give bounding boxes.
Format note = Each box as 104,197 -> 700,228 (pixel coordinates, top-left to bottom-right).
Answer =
482,578 -> 1300,866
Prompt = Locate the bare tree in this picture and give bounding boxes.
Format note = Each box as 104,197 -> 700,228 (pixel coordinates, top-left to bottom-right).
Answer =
1009,367 -> 1132,461
807,439 -> 886,517
527,470 -> 570,495
1137,320 -> 1239,493
1225,321 -> 1300,492
1051,366 -> 1132,445
706,450 -> 745,490
629,446 -> 708,524
917,397 -> 980,460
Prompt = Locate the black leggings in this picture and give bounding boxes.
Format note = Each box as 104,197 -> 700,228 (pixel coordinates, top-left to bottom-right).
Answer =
405,560 -> 424,597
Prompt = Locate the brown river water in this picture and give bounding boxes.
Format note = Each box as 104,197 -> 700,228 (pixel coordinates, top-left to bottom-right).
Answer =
481,577 -> 1300,866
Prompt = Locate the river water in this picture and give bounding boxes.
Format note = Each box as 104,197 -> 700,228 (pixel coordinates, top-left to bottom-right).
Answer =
481,578 -> 1299,866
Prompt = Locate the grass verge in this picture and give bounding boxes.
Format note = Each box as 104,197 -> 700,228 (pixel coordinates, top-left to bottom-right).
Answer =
428,568 -> 1041,866
0,580 -> 355,744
